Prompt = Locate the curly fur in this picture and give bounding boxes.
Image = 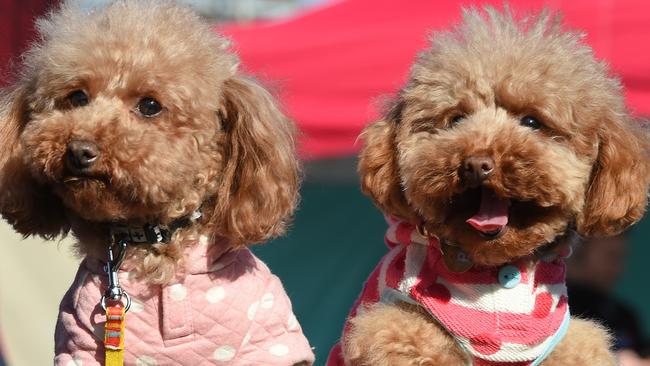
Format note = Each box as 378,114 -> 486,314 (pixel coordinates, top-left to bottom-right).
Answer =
348,7 -> 650,366
345,303 -> 469,366
345,303 -> 616,366
0,1 -> 300,284
359,8 -> 650,265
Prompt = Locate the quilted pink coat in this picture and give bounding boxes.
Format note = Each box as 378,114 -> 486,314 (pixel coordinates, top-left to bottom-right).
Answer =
54,237 -> 314,365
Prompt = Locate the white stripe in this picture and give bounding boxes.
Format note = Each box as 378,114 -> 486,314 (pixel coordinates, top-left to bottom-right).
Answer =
454,311 -> 570,362
377,245 -> 405,298
436,271 -> 567,314
384,222 -> 399,243
410,227 -> 431,245
397,243 -> 427,293
437,276 -> 533,313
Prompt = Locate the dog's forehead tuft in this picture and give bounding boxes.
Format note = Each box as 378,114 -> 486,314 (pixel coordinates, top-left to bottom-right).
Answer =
25,1 -> 237,84
39,1 -> 222,46
403,6 -> 626,135
418,8 -> 599,87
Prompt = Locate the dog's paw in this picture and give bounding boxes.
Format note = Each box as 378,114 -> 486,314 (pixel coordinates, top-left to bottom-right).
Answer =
343,303 -> 467,366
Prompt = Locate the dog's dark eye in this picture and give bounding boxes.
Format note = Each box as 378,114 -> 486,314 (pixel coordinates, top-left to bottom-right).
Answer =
68,90 -> 89,108
450,115 -> 465,125
520,115 -> 542,130
137,97 -> 162,117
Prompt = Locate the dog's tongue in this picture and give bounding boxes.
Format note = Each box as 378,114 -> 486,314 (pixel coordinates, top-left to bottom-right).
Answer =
466,187 -> 509,233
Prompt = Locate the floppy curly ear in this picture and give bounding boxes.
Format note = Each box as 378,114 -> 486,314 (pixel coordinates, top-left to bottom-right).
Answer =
0,83 -> 69,238
577,118 -> 650,237
213,76 -> 300,245
358,101 -> 415,221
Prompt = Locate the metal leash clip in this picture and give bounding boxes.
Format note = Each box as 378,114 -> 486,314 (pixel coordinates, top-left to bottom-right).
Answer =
100,239 -> 132,313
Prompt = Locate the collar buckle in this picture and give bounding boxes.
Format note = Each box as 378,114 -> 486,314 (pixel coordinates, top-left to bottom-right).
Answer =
108,209 -> 201,245
110,224 -> 170,245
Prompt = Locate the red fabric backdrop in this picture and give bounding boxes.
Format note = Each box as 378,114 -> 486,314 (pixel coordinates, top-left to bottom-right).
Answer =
1,0 -> 648,160
0,0 -> 55,85
0,4 -> 56,361
221,0 -> 650,160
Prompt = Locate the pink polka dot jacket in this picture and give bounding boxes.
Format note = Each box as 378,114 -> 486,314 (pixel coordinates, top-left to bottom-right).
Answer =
54,237 -> 314,365
327,217 -> 570,366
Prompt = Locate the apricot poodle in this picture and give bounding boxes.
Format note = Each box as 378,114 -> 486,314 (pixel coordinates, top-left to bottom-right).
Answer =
328,7 -> 650,366
0,1 -> 312,365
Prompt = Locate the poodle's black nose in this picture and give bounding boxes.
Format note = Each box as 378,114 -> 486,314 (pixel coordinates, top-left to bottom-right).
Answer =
463,156 -> 494,186
66,140 -> 99,171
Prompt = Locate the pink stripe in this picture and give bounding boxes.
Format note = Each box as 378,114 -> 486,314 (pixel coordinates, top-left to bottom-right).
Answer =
534,261 -> 566,287
348,262 -> 383,319
414,293 -> 568,345
330,218 -> 570,365
396,222 -> 414,244
325,343 -> 343,366
385,248 -> 406,290
363,264 -> 381,304
340,250 -> 398,349
475,359 -> 530,366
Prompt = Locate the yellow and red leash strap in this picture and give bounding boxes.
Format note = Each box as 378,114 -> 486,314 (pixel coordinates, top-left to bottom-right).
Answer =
101,240 -> 130,366
104,305 -> 126,366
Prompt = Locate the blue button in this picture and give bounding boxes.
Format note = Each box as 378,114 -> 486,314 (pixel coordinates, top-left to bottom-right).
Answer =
498,265 -> 521,289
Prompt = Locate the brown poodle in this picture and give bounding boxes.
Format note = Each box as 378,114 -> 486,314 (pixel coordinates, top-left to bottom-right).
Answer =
0,1 -> 313,365
327,7 -> 650,366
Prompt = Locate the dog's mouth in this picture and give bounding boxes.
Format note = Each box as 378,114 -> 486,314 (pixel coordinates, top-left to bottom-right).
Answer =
459,187 -> 510,239
61,171 -> 109,186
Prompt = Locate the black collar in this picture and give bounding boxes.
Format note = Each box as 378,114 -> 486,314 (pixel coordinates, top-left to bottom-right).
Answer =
109,210 -> 202,245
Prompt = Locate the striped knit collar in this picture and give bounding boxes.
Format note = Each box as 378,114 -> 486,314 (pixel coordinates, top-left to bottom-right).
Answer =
383,216 -> 575,273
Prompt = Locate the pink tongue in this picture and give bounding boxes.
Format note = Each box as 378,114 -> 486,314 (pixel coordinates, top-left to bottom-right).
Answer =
466,187 -> 509,233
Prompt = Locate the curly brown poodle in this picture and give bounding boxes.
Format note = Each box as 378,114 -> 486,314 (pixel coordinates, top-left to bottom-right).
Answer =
0,1 -> 312,365
329,7 -> 650,366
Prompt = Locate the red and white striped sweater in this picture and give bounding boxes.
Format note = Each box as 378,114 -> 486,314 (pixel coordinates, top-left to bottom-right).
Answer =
327,217 -> 570,366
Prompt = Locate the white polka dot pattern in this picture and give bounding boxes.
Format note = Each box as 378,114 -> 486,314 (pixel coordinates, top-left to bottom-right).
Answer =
287,314 -> 299,331
269,344 -> 289,357
135,355 -> 158,365
206,286 -> 226,303
260,292 -> 274,309
65,358 -> 83,366
241,333 -> 251,346
55,248 -> 314,364
247,301 -> 259,320
213,345 -> 236,362
130,297 -> 145,313
169,284 -> 187,301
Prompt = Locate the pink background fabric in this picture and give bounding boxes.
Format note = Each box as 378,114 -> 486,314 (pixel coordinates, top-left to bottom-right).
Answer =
221,0 -> 650,160
54,239 -> 314,365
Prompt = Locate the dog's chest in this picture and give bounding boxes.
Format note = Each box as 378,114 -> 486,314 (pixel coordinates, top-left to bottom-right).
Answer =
378,219 -> 570,365
54,248 -> 314,365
